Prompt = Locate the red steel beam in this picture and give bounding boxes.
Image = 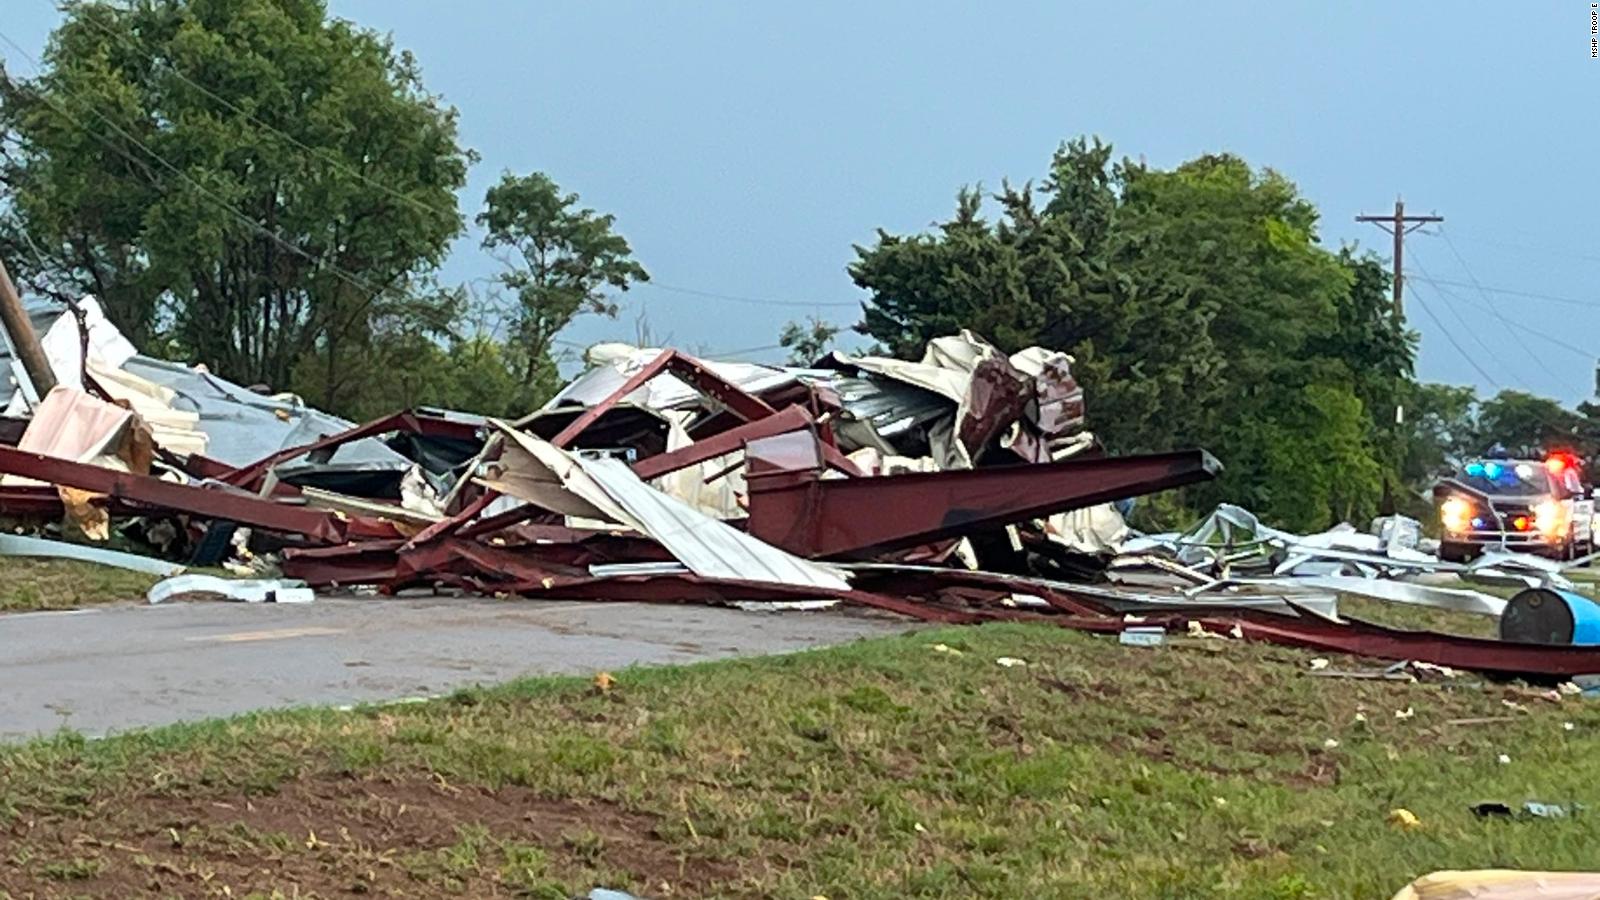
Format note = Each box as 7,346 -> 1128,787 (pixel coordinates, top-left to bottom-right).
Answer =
0,446 -> 350,543
220,410 -> 484,491
546,350 -> 781,449
745,443 -> 1221,558
630,405 -> 815,480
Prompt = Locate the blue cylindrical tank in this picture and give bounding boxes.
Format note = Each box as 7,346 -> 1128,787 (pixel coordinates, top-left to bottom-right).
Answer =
1501,588 -> 1600,645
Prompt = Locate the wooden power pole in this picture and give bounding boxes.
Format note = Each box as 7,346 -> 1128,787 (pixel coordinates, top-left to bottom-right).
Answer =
0,255 -> 58,398
1356,197 -> 1443,320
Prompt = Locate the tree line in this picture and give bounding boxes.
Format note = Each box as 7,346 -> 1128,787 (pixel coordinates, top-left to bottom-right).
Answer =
0,0 -> 1586,529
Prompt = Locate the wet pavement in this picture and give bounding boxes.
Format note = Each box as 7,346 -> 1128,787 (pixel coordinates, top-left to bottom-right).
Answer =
0,596 -> 909,741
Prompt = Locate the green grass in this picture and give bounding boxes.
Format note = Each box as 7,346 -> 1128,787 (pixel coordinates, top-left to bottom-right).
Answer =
0,558 -> 159,612
3,622 -> 1600,897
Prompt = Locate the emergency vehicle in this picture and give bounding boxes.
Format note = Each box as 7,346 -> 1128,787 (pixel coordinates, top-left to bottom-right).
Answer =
1434,453 -> 1596,561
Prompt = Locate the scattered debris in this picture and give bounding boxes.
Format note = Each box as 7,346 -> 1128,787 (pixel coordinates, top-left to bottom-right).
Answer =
0,532 -> 183,577
1119,626 -> 1166,647
147,575 -> 313,605
1472,801 -> 1580,820
1390,870 -> 1600,900
1387,808 -> 1422,830
0,305 -> 1595,683
995,657 -> 1028,668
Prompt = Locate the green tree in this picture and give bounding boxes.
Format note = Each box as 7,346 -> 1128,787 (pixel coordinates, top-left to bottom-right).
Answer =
478,172 -> 648,384
1476,390 -> 1584,458
0,0 -> 470,410
850,138 -> 1416,529
1398,382 -> 1479,485
779,315 -> 840,364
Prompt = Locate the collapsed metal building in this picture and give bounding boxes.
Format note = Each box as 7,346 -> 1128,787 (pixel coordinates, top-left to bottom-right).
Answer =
2,291 -> 1599,681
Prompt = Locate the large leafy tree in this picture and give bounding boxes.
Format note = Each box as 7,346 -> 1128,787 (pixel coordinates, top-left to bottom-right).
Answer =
851,139 -> 1416,530
0,0 -> 469,408
478,172 -> 648,388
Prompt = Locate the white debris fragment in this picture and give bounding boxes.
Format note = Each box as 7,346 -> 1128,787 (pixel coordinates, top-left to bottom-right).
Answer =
1395,707 -> 1415,720
1497,753 -> 1512,765
1323,738 -> 1340,749
995,657 -> 1028,668
1309,658 -> 1330,671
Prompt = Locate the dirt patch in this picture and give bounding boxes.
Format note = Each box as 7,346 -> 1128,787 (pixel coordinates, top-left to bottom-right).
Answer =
1,773 -> 739,897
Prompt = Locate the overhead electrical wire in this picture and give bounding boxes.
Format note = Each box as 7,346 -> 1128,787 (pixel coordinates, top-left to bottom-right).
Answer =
1405,281 -> 1502,389
1410,274 -> 1593,360
51,0 -> 456,224
1403,256 -> 1524,388
0,28 -> 405,306
1430,227 -> 1563,384
636,281 -> 861,310
6,16 -> 865,317
1404,275 -> 1600,310
1408,249 -> 1547,389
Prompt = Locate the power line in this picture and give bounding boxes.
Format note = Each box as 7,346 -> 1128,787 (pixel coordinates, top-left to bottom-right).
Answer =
1406,281 -> 1502,388
0,28 -> 400,306
638,281 -> 860,310
50,0 -> 457,224
1413,269 -> 1594,360
1408,261 -> 1524,388
1436,226 -> 1600,266
1417,236 -> 1562,385
1405,275 -> 1600,310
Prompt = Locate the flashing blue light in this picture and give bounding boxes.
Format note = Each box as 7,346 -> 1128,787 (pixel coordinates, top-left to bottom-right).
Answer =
1471,517 -> 1486,529
1466,462 -> 1486,477
1485,462 -> 1503,479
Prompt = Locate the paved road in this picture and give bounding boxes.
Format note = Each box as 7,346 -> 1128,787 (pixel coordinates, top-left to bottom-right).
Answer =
0,596 -> 909,741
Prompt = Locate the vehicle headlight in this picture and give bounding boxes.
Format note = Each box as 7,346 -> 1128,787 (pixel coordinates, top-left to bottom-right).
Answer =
1441,497 -> 1473,533
1534,498 -> 1567,537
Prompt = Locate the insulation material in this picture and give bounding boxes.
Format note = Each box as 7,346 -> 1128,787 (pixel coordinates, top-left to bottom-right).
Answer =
649,412 -> 745,518
13,386 -> 132,464
1043,504 -> 1131,555
148,574 -> 313,605
0,296 -> 136,416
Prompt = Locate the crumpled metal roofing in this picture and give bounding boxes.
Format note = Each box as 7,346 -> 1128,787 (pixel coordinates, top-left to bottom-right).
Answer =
3,296 -> 411,474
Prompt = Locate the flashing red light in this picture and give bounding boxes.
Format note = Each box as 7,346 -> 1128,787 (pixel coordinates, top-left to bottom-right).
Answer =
1547,452 -> 1580,474
1513,515 -> 1531,531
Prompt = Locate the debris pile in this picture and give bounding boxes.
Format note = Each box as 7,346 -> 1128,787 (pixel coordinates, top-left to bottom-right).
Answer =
4,296 -> 1600,680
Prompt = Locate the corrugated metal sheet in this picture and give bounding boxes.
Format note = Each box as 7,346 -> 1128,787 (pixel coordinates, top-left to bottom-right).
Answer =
487,423 -> 849,591
576,456 -> 850,591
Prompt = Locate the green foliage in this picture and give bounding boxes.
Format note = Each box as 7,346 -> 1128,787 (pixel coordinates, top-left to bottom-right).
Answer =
478,172 -> 648,384
0,0 -> 470,409
1398,382 -> 1480,485
852,138 -> 1416,528
1477,390 -> 1586,458
778,315 -> 840,364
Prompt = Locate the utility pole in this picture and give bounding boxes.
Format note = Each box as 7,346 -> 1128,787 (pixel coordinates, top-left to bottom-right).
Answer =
1356,197 -> 1443,320
0,255 -> 56,399
1357,197 -> 1441,517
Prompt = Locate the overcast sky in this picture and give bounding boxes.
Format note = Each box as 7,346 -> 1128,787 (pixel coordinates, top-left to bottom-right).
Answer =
3,1 -> 1597,401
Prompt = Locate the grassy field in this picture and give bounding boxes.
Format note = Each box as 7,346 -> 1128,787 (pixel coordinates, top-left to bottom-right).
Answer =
0,559 -> 160,612
2,620 -> 1599,898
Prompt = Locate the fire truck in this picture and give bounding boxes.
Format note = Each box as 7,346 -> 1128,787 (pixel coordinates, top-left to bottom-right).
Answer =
1434,453 -> 1596,561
